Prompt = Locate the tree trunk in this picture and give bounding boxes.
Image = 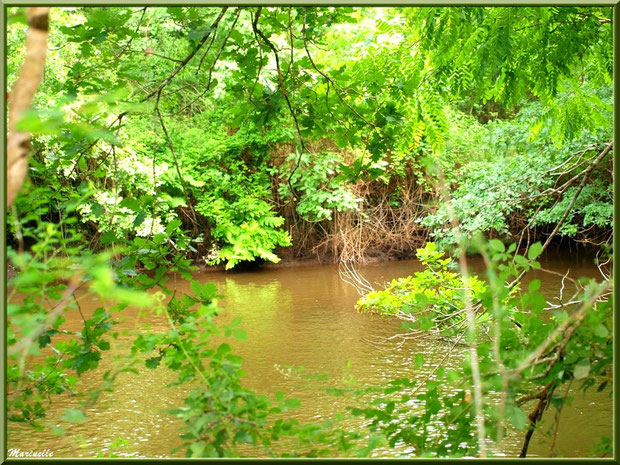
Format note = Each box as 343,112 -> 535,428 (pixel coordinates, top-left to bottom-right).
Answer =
6,7 -> 50,206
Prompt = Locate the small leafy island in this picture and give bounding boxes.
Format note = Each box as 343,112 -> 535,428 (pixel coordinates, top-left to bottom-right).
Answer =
6,5 -> 612,459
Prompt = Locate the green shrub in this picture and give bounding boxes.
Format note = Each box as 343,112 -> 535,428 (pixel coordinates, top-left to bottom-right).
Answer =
356,243 -> 487,327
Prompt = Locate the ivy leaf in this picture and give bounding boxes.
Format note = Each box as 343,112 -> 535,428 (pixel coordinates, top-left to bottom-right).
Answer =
506,404 -> 528,431
38,329 -> 58,348
91,202 -> 105,218
527,242 -> 543,259
100,231 -> 118,245
232,329 -> 247,341
189,442 -> 205,457
594,324 -> 609,338
166,219 -> 182,235
62,408 -> 88,423
528,279 -> 541,293
514,255 -> 530,271
489,239 -> 505,253
234,431 -> 254,444
119,197 -> 140,212
133,210 -> 147,227
51,425 -> 67,436
573,358 -> 591,380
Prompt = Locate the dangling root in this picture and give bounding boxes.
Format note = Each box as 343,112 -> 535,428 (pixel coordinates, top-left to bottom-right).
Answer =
338,259 -> 374,296
315,177 -> 430,263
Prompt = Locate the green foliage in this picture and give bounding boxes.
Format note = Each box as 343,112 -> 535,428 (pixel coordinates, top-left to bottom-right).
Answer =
357,243 -> 488,330
278,151 -> 362,221
132,281 -> 274,456
203,197 -> 291,269
409,7 -> 612,110
348,379 -> 479,457
6,5 -> 613,459
352,240 -> 612,456
421,95 -> 612,245
6,198 -> 157,426
7,6 -> 613,260
532,183 -> 613,235
590,437 -> 613,458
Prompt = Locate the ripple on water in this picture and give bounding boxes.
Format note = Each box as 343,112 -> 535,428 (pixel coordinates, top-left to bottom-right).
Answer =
7,257 -> 612,458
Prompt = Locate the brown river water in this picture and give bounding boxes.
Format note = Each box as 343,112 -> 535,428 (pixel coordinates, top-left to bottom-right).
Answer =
7,251 -> 613,458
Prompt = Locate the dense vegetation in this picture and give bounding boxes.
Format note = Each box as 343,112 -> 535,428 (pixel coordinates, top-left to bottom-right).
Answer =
6,6 -> 613,458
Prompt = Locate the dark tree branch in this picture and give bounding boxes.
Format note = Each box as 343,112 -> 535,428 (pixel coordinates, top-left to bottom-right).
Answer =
141,7 -> 228,103
252,7 -> 306,201
519,379 -> 556,457
116,7 -> 147,60
302,8 -> 376,129
123,47 -> 184,63
155,107 -> 200,234
173,9 -> 241,117
248,10 -> 265,103
195,10 -> 223,76
204,8 -> 241,90
66,9 -> 229,180
252,7 -> 305,151
282,7 -> 295,82
508,141 -> 613,288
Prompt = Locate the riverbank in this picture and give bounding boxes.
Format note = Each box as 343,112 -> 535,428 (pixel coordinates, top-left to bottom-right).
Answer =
196,240 -> 603,273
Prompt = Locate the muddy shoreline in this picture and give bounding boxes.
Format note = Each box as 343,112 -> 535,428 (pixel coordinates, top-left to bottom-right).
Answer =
196,246 -> 419,272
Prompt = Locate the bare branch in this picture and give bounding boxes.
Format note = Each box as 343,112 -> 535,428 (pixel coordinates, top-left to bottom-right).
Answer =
252,7 -> 306,201
302,8 -> 376,129
141,7 -> 228,103
155,107 -> 200,235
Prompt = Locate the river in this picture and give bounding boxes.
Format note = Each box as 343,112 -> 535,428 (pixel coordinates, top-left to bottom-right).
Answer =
7,251 -> 612,458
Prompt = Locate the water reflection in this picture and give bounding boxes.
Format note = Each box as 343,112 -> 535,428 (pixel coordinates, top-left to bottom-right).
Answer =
7,251 -> 612,457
